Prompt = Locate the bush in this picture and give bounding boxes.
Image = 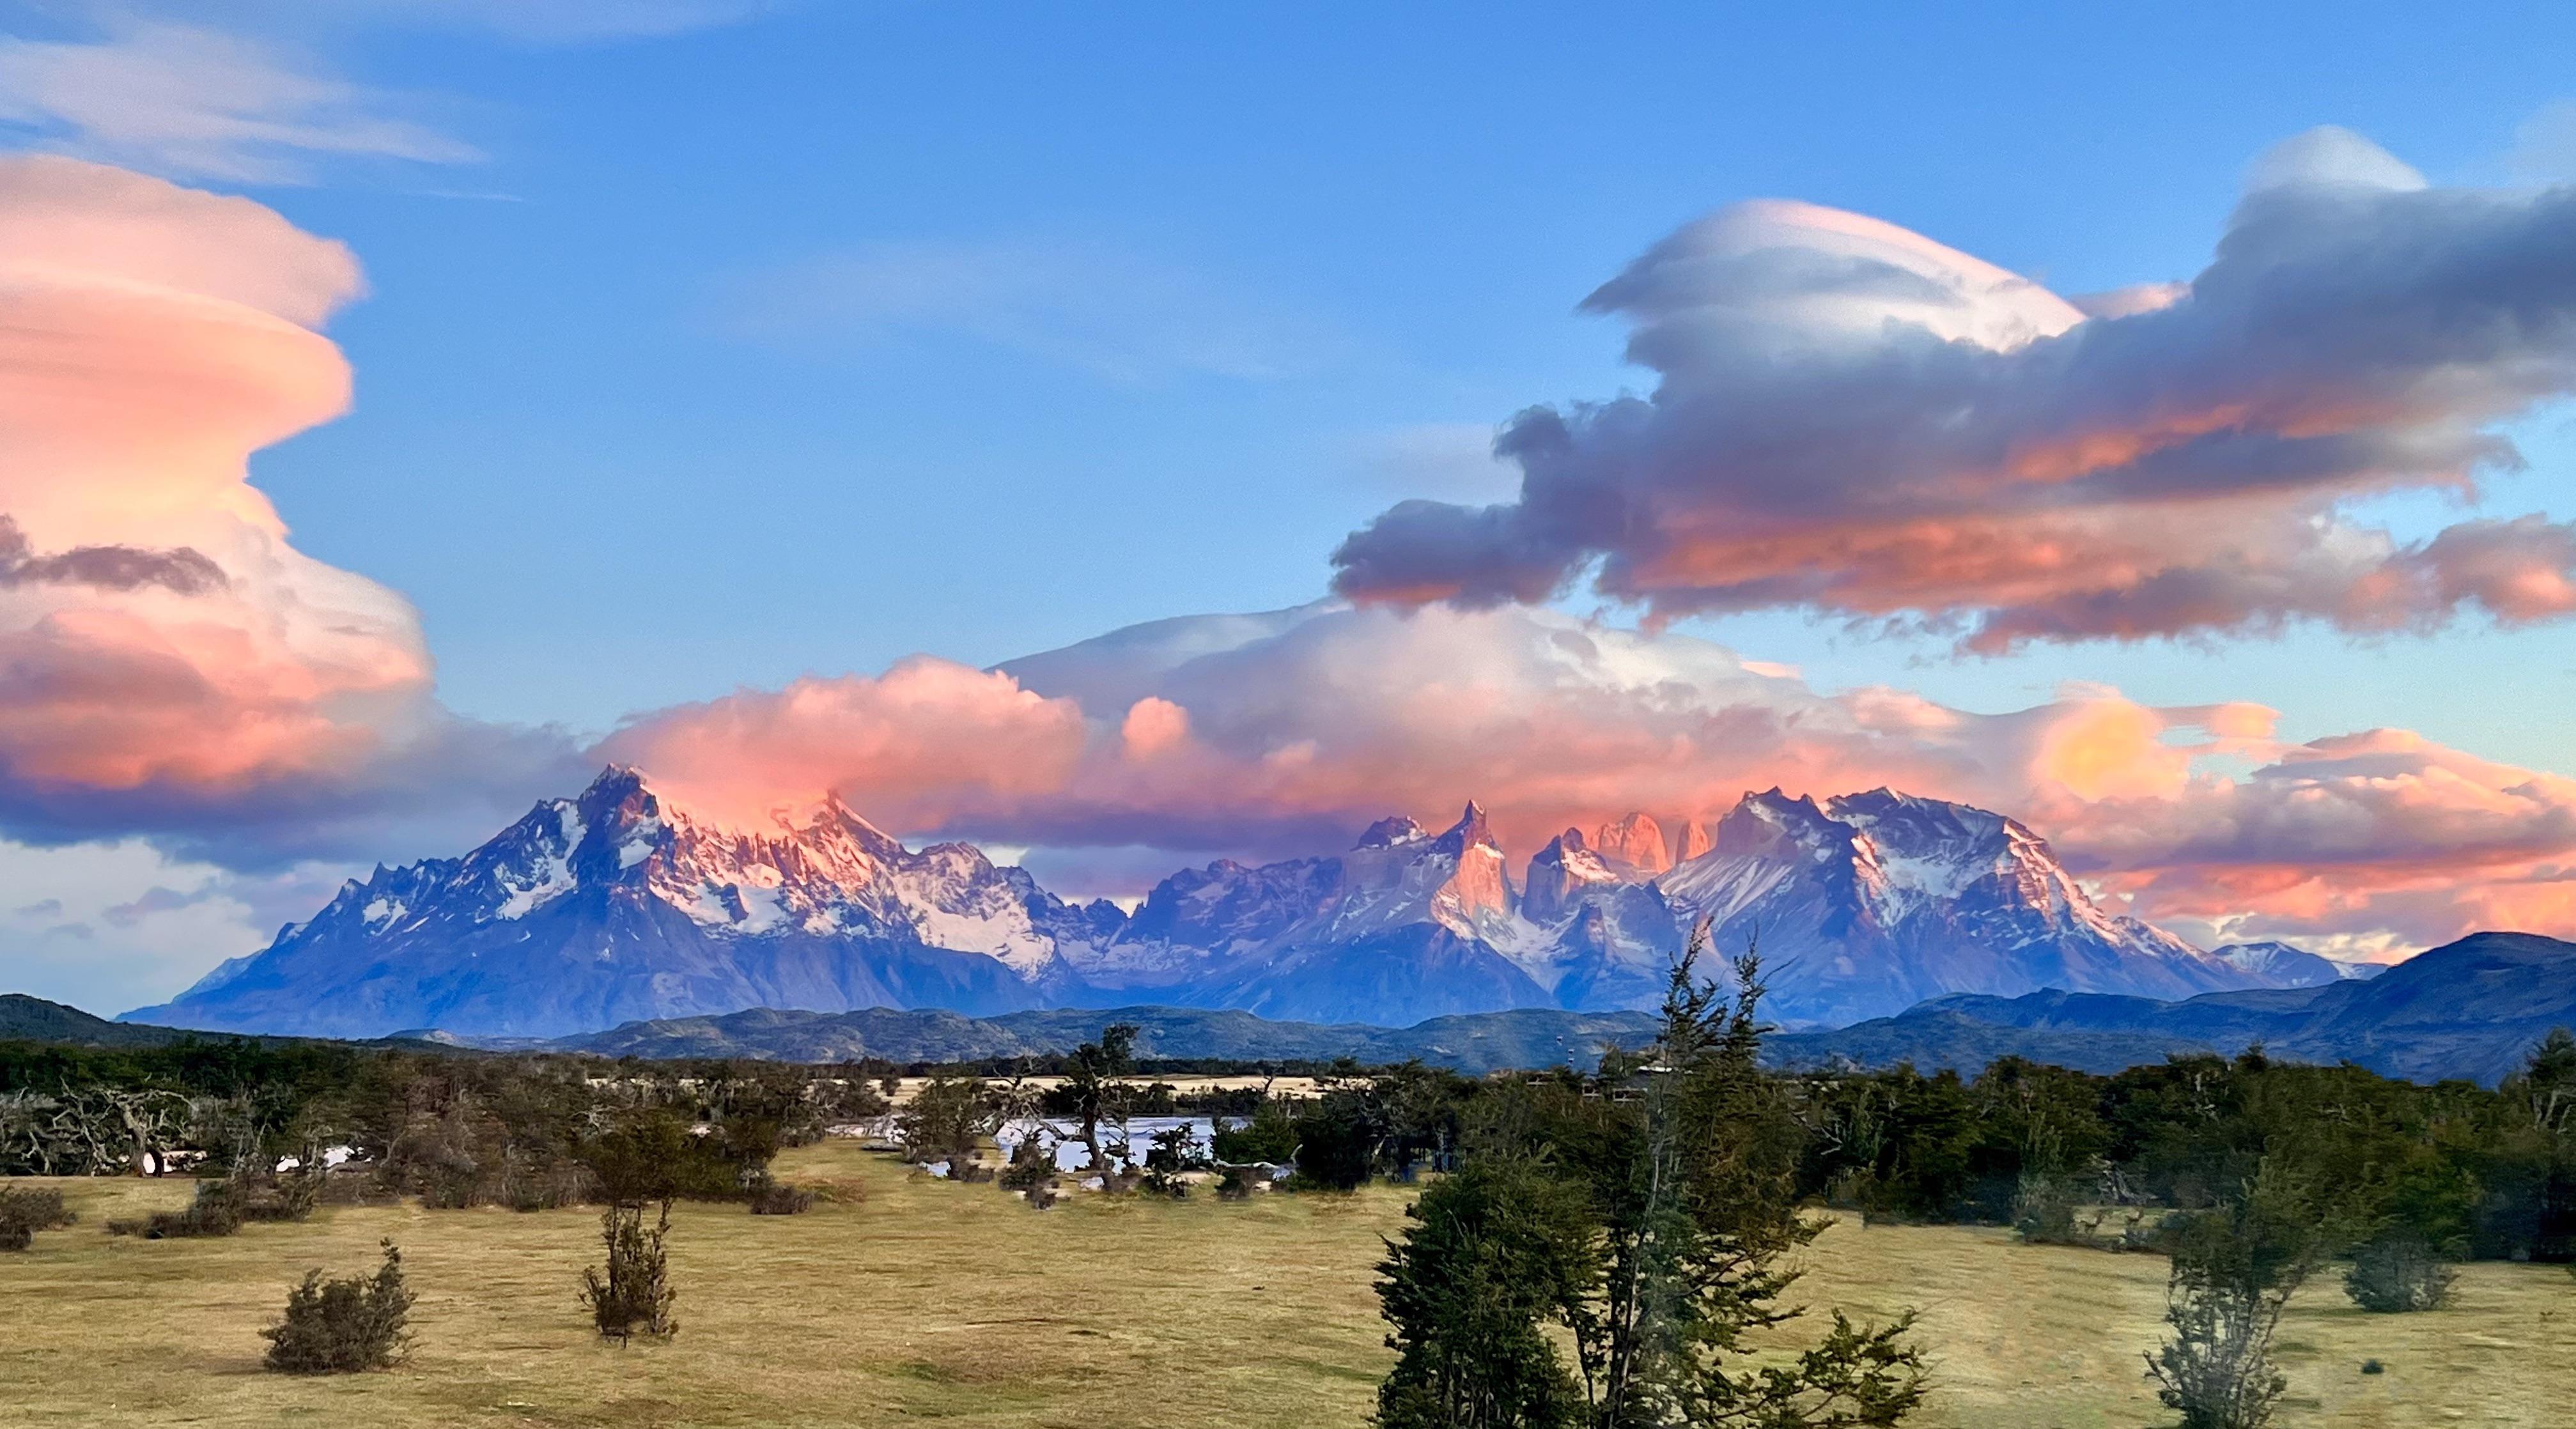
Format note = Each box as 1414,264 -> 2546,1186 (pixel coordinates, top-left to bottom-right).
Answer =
2011,1173 -> 2082,1246
998,1132 -> 1056,1197
109,1178 -> 245,1239
1285,1094 -> 1377,1193
2145,1168 -> 2327,1429
894,1073 -> 995,1168
1142,1124 -> 1207,1198
1215,1164 -> 1261,1201
581,1201 -> 678,1342
581,1109 -> 737,1205
261,1240 -> 415,1373
2344,1233 -> 2458,1313
747,1180 -> 813,1216
237,1168 -> 323,1224
107,1166 -> 325,1240
1211,1102 -> 1301,1164
0,1186 -> 74,1251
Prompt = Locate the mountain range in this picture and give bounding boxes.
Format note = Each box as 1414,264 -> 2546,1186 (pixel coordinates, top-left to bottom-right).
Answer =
127,766 -> 2371,1040
518,932 -> 2576,1085
29,929 -> 2573,1085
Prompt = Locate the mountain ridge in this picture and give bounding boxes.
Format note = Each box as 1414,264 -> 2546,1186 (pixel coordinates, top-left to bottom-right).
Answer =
32,930 -> 2575,1086
125,766 -> 2371,1040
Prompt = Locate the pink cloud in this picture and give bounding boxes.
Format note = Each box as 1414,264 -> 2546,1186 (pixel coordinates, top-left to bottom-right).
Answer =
598,658 -> 1090,832
597,601 -> 2576,955
0,157 -> 580,864
1330,130 -> 2576,653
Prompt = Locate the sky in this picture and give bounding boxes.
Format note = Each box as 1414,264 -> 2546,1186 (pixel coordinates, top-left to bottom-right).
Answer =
0,0 -> 2572,1012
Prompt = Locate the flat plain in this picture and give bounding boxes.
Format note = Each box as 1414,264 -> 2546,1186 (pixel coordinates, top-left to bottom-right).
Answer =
3,1141 -> 2571,1428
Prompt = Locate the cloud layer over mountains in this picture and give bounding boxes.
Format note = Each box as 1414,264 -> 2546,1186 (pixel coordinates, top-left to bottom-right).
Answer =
596,601 -> 2576,958
0,135 -> 2571,998
1330,128 -> 2576,653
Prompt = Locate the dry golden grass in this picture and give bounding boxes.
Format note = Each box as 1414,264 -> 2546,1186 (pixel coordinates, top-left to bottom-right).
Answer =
3,1142 -> 2570,1426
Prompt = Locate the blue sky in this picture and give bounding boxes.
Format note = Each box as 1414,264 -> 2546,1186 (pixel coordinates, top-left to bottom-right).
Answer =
100,0 -> 2552,763
3,0 -> 2575,1012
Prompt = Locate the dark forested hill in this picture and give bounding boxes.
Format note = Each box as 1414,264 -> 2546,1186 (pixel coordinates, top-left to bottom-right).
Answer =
556,1003 -> 1667,1074
0,994 -> 194,1048
1781,932 -> 2576,1085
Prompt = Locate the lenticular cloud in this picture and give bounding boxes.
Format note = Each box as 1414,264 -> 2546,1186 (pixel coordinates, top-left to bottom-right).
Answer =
0,156 -> 578,865
1330,128 -> 2576,651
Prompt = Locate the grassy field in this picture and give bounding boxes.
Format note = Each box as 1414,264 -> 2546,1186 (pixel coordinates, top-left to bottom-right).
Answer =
3,1141 -> 2572,1428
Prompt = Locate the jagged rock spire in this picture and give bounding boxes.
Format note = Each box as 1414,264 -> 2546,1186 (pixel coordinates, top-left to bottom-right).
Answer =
1592,812 -> 1672,875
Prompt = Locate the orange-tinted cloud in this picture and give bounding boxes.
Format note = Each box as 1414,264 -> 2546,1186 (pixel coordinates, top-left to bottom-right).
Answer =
1331,129 -> 2576,653
0,156 -> 578,863
598,601 -> 2576,957
597,658 -> 1089,832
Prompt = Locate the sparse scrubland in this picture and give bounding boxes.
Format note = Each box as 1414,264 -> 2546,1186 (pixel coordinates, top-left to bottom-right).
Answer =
1,1143 -> 2570,1427
3,961 -> 2573,1426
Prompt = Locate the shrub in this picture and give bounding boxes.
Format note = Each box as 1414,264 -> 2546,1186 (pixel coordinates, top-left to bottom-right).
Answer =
108,1166 -> 327,1240
261,1240 -> 415,1373
2145,1167 -> 2328,1429
2344,1233 -> 2457,1313
0,1186 -> 74,1251
1215,1164 -> 1261,1201
2146,1266 -> 2288,1429
893,1073 -> 994,1167
2011,1173 -> 2083,1246
1142,1124 -> 1207,1198
581,1109 -> 736,1205
1285,1094 -> 1377,1193
998,1132 -> 1056,1196
236,1168 -> 323,1224
581,1201 -> 678,1342
108,1177 -> 245,1239
1211,1102 -> 1301,1164
747,1180 -> 814,1216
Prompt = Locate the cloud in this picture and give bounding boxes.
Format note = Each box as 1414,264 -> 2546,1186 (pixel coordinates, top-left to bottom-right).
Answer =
596,599 -> 2576,957
2510,100 -> 2576,183
1330,130 -> 2576,653
718,238 -> 1346,384
1,141 -> 2563,993
0,835 -> 298,1012
300,0 -> 782,44
0,18 -> 477,183
1345,422 -> 1525,501
0,516 -> 226,594
596,656 -> 1091,832
0,155 -> 581,867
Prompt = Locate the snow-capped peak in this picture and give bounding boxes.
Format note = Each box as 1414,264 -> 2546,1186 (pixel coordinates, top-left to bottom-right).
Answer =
1432,800 -> 1500,856
1355,815 -> 1429,849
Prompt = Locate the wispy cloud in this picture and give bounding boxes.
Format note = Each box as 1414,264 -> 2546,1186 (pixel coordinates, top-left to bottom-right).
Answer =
1344,422 -> 1523,501
0,19 -> 477,183
2511,99 -> 2576,182
718,238 -> 1348,385
341,0 -> 785,43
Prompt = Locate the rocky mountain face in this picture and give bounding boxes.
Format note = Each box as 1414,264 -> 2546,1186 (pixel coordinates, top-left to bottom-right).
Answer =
1656,789 -> 2269,1024
129,768 -> 2355,1039
125,769 -> 1122,1039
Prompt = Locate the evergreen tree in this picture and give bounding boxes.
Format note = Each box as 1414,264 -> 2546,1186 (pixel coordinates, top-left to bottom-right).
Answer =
1377,1154 -> 1594,1429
